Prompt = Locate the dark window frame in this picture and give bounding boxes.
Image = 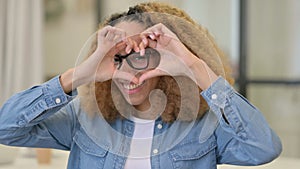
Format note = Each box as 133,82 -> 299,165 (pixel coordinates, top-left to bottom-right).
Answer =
238,0 -> 300,97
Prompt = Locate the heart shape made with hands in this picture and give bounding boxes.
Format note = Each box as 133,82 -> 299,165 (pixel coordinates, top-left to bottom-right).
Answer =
107,34 -> 156,56
106,33 -> 196,85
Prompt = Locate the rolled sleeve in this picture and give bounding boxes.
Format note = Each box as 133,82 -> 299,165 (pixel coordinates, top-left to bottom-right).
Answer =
201,77 -> 235,109
0,75 -> 77,128
24,76 -> 77,125
0,76 -> 78,149
201,77 -> 248,137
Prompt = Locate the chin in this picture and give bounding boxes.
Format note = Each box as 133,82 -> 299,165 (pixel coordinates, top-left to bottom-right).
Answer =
123,93 -> 148,106
113,76 -> 159,110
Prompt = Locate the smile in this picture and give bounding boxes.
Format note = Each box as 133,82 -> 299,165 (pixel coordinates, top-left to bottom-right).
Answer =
123,81 -> 145,90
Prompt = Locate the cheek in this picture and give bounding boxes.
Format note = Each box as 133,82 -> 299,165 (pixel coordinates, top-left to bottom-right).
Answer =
148,77 -> 160,89
112,81 -> 123,94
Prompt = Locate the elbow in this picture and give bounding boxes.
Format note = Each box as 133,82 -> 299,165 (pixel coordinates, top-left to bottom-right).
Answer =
272,137 -> 283,158
0,129 -> 23,146
264,137 -> 282,164
0,131 -> 13,146
252,136 -> 283,165
252,149 -> 282,166
253,127 -> 283,165
258,149 -> 281,166
265,132 -> 282,162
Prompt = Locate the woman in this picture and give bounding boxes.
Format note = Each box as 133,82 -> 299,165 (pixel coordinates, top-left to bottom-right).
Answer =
0,2 -> 281,169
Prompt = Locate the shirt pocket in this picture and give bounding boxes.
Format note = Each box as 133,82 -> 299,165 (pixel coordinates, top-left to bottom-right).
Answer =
169,135 -> 217,169
73,129 -> 109,169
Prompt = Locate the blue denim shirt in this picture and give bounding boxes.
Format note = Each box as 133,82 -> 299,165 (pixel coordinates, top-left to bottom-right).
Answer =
0,76 -> 282,169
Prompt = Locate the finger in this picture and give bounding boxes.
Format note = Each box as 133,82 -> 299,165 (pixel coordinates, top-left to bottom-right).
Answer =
99,25 -> 112,37
113,29 -> 126,43
154,31 -> 162,36
105,31 -> 113,41
141,30 -> 157,40
145,32 -> 159,41
140,33 -> 149,47
114,28 -> 126,40
107,41 -> 126,56
148,33 -> 156,40
139,41 -> 146,56
108,27 -> 124,42
139,69 -> 166,83
132,40 -> 140,52
125,38 -> 133,54
142,25 -> 162,39
153,23 -> 169,36
147,39 -> 157,49
112,34 -> 123,44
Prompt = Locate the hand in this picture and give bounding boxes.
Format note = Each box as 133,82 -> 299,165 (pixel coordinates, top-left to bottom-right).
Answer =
138,23 -> 218,90
61,26 -> 139,93
76,26 -> 142,83
138,23 -> 199,81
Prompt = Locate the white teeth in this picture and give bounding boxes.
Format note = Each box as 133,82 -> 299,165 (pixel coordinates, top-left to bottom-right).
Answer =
123,82 -> 144,90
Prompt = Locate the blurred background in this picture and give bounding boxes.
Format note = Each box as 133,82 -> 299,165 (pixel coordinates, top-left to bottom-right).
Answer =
0,0 -> 300,168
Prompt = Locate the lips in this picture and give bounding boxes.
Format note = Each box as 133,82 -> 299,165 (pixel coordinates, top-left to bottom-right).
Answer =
123,82 -> 143,90
121,81 -> 146,94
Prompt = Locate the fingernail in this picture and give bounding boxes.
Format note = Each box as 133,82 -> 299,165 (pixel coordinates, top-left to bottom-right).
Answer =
127,48 -> 132,54
149,34 -> 155,40
143,38 -> 147,45
140,49 -> 145,56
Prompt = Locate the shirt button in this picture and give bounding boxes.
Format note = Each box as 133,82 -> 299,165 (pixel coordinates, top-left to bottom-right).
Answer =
18,120 -> 25,126
211,94 -> 218,100
153,149 -> 159,154
157,124 -> 163,129
55,98 -> 61,104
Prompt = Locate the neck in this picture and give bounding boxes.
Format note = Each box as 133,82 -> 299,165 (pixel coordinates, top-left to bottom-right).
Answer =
133,103 -> 159,120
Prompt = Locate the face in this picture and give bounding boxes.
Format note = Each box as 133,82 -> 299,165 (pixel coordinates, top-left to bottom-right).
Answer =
112,21 -> 160,111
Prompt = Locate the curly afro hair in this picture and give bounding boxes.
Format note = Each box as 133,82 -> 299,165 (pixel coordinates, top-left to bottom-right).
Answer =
78,2 -> 234,123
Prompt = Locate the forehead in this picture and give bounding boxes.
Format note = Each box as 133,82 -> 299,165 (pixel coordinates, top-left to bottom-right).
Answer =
114,21 -> 146,37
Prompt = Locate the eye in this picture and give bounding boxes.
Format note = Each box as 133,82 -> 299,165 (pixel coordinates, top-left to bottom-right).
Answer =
133,55 -> 147,62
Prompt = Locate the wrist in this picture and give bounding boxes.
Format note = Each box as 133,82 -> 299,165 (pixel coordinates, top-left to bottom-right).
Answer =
60,68 -> 75,94
190,60 -> 218,90
60,68 -> 92,94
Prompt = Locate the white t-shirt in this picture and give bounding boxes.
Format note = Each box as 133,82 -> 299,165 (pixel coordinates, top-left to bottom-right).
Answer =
124,116 -> 155,169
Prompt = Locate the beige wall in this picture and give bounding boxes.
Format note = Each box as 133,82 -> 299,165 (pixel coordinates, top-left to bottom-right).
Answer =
44,0 -> 95,78
247,0 -> 300,158
100,0 -> 182,19
182,0 -> 238,63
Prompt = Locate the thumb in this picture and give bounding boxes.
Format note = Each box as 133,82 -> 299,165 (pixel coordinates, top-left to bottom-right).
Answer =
139,69 -> 165,83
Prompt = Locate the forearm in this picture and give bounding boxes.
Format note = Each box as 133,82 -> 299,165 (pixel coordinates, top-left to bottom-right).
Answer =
189,59 -> 219,91
60,67 -> 92,94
